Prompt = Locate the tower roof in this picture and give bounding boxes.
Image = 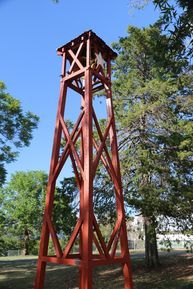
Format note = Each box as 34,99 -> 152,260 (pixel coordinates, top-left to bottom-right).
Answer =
57,30 -> 117,59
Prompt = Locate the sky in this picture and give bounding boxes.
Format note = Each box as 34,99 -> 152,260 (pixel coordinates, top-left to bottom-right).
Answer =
0,0 -> 159,183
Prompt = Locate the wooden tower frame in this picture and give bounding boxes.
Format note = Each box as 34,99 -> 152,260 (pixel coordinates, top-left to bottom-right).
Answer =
34,30 -> 133,289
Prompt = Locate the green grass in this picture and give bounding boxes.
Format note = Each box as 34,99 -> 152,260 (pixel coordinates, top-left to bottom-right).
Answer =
0,255 -> 37,261
0,253 -> 193,289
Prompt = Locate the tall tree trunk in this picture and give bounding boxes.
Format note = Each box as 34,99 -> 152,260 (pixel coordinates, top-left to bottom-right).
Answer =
24,228 -> 30,255
144,216 -> 160,268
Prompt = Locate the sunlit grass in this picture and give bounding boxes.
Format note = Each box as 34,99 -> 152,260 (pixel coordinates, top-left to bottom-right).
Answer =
0,253 -> 193,289
0,255 -> 37,261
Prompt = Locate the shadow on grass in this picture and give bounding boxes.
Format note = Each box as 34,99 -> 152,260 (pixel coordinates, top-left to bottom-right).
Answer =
0,254 -> 193,289
93,265 -> 124,288
133,254 -> 193,289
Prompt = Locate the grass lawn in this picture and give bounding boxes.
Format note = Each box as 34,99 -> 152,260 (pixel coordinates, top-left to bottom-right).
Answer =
0,252 -> 193,289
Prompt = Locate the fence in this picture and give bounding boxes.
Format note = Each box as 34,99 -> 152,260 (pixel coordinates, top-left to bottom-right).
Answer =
7,250 -> 23,256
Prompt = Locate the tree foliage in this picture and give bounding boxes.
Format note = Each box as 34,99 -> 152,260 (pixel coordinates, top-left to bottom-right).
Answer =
0,82 -> 39,185
130,0 -> 193,56
154,0 -> 193,55
1,172 -> 78,255
2,171 -> 47,255
112,25 -> 193,267
53,177 -> 77,239
93,169 -> 117,226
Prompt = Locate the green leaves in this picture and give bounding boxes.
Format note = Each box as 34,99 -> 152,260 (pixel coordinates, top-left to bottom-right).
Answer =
0,172 -> 79,254
153,0 -> 193,56
53,177 -> 77,238
0,171 -> 47,254
113,24 -> 193,232
0,82 -> 39,186
4,171 -> 47,231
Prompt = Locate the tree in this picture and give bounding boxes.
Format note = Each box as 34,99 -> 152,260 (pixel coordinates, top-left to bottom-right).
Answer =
93,171 -> 117,226
0,82 -> 39,186
112,25 -> 193,267
53,177 -> 78,239
2,172 -> 79,255
3,171 -> 47,255
154,0 -> 193,55
130,0 -> 193,56
0,189 -> 7,255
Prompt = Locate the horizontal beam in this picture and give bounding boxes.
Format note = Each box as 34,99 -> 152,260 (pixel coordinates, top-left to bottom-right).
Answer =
40,256 -> 81,266
39,255 -> 128,267
91,256 -> 128,267
63,68 -> 85,82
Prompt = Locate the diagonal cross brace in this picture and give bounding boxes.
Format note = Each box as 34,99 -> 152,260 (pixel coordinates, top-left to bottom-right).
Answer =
92,109 -> 123,201
93,215 -> 111,259
68,42 -> 84,73
45,214 -> 63,258
63,217 -> 83,258
59,115 -> 84,178
51,111 -> 84,185
92,115 -> 112,175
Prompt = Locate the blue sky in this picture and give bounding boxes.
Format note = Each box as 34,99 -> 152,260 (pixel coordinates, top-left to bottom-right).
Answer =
0,0 -> 159,182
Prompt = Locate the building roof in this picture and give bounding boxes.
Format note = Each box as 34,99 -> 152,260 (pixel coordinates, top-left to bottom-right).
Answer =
57,30 -> 117,59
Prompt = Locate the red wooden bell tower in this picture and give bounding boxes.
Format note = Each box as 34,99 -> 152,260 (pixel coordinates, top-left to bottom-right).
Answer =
34,30 -> 133,289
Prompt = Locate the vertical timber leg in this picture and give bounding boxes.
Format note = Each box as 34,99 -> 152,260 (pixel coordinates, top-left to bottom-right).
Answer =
120,226 -> 133,289
123,261 -> 133,289
80,263 -> 93,289
79,38 -> 93,289
34,260 -> 46,289
34,222 -> 49,289
34,81 -> 67,289
106,59 -> 133,289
